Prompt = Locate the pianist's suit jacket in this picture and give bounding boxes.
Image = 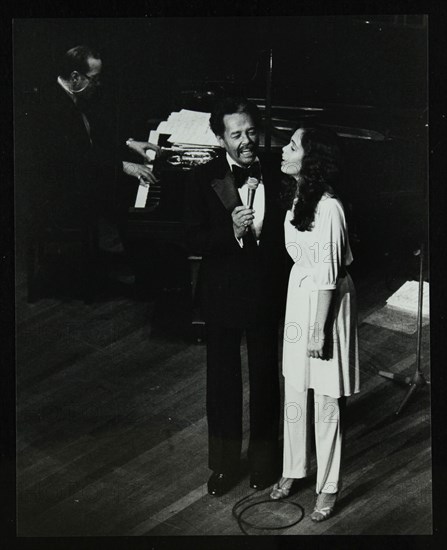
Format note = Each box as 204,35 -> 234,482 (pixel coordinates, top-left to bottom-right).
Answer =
32,82 -> 121,227
184,153 -> 287,328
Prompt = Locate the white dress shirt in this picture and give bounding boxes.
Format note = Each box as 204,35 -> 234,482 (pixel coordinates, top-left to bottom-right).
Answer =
226,153 -> 265,246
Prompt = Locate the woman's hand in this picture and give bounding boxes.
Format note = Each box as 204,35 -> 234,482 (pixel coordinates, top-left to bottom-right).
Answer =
126,139 -> 161,160
122,161 -> 159,185
308,290 -> 333,360
307,324 -> 326,359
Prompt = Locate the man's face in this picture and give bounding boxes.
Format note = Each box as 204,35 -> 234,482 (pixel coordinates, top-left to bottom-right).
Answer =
217,111 -> 260,167
70,56 -> 102,100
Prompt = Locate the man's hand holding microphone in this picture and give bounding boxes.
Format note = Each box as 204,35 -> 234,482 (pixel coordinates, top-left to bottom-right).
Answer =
232,177 -> 259,239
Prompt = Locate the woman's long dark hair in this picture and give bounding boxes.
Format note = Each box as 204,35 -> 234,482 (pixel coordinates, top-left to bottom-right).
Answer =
281,126 -> 344,231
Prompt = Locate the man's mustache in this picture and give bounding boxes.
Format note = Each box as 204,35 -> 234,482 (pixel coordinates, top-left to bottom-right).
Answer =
237,144 -> 256,155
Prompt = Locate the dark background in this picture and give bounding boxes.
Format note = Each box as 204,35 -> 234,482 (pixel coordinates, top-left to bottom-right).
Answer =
14,16 -> 427,125
13,16 -> 428,269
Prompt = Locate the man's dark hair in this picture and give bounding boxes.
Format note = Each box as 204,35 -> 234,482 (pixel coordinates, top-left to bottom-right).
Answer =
58,45 -> 101,79
209,97 -> 261,137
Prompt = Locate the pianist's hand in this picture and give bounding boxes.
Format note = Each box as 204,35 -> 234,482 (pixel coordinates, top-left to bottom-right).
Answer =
126,140 -> 161,160
232,206 -> 254,239
122,161 -> 159,185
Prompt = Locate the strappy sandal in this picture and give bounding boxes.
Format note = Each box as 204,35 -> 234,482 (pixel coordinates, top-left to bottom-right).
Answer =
269,477 -> 294,500
310,492 -> 337,522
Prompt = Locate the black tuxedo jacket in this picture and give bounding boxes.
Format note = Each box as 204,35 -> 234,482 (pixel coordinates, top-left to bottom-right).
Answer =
33,83 -> 121,227
184,153 -> 287,328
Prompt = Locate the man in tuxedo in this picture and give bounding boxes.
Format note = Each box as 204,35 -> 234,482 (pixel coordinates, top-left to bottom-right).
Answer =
34,44 -> 158,228
184,97 -> 286,496
30,45 -> 160,294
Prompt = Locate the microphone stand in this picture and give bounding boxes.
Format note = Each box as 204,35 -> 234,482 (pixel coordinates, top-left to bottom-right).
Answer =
378,242 -> 429,415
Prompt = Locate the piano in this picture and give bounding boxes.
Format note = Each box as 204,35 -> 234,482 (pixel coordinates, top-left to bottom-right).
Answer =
126,111 -> 224,341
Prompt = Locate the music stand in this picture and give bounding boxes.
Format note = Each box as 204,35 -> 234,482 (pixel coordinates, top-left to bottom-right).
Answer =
378,242 -> 430,415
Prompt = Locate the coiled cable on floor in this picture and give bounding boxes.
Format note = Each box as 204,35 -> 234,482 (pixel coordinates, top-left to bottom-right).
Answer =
231,490 -> 305,535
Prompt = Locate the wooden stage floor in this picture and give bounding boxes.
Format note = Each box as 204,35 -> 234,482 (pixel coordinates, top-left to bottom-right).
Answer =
15,260 -> 431,537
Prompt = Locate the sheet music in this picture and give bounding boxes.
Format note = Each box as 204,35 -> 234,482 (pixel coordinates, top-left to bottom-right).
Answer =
386,280 -> 430,317
156,109 -> 220,147
135,109 -> 220,208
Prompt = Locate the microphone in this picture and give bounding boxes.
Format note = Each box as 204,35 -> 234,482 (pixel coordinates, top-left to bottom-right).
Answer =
247,177 -> 259,209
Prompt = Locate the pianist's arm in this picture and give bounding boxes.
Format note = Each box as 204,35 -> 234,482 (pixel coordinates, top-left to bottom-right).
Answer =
125,139 -> 161,160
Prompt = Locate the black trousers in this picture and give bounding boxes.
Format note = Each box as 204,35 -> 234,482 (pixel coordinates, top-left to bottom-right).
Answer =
206,321 -> 280,475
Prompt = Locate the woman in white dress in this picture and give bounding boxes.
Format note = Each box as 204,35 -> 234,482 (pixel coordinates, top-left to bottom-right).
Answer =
270,126 -> 360,522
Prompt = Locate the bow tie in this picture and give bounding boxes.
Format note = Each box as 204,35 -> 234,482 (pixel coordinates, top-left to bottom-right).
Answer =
232,162 -> 261,188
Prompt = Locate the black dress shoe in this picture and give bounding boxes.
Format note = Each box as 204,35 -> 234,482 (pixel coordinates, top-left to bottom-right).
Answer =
250,471 -> 277,490
207,472 -> 238,497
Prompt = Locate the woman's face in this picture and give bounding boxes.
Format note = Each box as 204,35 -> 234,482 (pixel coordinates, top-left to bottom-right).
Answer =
281,128 -> 305,177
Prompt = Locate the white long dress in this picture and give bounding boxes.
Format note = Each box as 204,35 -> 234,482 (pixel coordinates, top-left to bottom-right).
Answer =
282,193 -> 360,398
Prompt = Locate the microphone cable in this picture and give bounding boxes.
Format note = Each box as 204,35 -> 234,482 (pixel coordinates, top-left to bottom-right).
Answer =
231,490 -> 305,535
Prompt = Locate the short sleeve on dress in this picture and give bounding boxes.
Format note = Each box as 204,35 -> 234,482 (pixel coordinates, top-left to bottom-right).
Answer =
312,197 -> 347,290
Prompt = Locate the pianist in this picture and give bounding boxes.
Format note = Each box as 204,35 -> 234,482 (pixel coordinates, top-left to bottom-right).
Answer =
33,45 -> 159,291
